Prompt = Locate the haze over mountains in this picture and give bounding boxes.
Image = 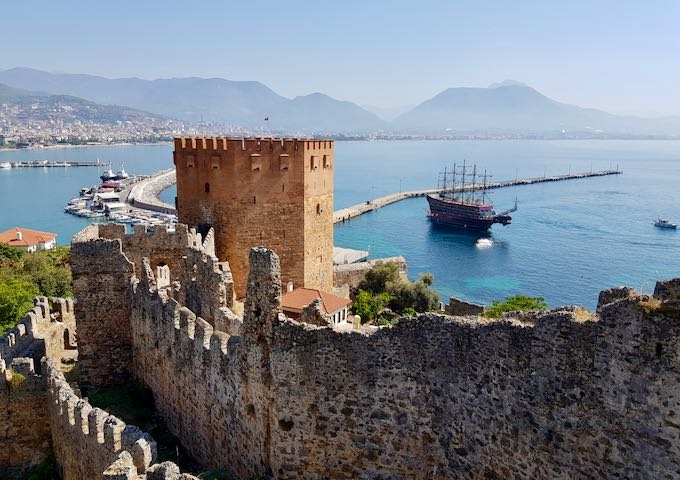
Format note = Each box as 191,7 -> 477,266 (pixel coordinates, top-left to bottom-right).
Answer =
1,67 -> 678,137
0,82 -> 167,124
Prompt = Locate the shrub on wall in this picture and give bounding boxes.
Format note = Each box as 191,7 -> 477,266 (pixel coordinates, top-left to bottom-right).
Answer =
483,295 -> 549,318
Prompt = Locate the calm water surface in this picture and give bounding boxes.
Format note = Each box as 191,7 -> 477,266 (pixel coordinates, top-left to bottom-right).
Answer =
2,140 -> 679,309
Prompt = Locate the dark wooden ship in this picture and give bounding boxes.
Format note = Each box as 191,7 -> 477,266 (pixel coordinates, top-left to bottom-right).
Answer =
426,161 -> 517,230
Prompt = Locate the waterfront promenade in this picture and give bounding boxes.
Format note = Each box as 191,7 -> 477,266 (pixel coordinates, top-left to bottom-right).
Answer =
132,168 -> 622,223
126,168 -> 177,214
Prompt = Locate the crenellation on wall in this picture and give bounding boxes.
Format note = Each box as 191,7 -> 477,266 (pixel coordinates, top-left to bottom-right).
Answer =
0,296 -> 76,374
175,136 -> 334,299
43,357 -> 194,479
68,220 -> 680,479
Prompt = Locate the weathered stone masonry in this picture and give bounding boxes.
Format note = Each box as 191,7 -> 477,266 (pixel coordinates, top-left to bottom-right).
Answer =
0,295 -> 198,479
174,137 -> 335,298
70,226 -> 680,479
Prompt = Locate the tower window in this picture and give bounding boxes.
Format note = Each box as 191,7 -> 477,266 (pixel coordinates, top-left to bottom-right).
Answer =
323,155 -> 330,169
205,182 -> 210,193
253,196 -> 257,204
310,156 -> 317,170
316,203 -> 322,215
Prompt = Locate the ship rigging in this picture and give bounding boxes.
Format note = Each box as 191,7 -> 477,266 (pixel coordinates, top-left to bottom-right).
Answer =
426,160 -> 518,230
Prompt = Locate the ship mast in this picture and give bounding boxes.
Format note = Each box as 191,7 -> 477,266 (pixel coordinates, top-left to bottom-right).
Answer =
482,169 -> 488,205
451,163 -> 456,200
470,164 -> 477,204
461,160 -> 466,203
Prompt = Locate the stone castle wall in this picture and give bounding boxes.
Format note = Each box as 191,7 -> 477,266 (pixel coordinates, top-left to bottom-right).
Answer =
43,357 -> 196,480
73,224 -> 240,390
88,239 -> 680,479
0,295 -> 76,477
174,137 -> 334,298
0,358 -> 51,478
72,226 -> 136,390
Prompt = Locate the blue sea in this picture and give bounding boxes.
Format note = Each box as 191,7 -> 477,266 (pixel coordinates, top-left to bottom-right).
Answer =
2,140 -> 679,309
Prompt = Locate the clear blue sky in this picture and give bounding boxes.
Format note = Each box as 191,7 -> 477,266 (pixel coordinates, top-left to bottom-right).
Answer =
2,0 -> 679,116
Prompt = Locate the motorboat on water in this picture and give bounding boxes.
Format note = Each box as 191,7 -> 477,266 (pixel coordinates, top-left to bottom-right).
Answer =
0,162 -> 11,169
655,219 -> 678,229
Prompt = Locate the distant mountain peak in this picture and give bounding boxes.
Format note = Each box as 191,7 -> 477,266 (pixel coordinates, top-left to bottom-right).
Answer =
488,79 -> 528,89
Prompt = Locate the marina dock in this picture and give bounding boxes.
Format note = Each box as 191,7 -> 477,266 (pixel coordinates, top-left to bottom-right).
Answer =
333,169 -> 622,224
8,160 -> 104,167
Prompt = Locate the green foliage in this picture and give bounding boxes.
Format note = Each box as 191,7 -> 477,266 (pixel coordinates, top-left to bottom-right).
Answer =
358,261 -> 401,294
7,370 -> 26,389
87,381 -> 156,427
351,290 -> 390,323
0,246 -> 72,333
387,278 -> 440,314
353,262 -> 440,322
0,277 -> 39,334
0,243 -> 24,262
419,273 -> 434,286
483,295 -> 549,318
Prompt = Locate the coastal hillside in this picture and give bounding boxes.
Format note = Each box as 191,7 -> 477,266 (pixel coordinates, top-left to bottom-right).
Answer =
0,68 -> 286,125
0,82 -> 169,124
394,82 -> 680,136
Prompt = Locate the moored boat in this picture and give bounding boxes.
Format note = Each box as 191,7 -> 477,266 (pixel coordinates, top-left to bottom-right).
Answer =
427,161 -> 517,230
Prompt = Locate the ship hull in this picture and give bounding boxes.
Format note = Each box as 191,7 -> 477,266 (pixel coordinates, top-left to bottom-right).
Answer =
426,195 -> 510,230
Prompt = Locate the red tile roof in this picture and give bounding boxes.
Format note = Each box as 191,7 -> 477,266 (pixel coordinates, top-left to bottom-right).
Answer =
281,287 -> 351,314
0,227 -> 56,248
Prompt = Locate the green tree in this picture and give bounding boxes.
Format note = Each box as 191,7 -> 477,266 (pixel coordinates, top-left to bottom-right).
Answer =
419,273 -> 434,286
358,261 -> 400,294
387,278 -> 440,313
0,277 -> 39,334
483,295 -> 549,318
0,243 -> 24,262
351,290 -> 390,323
20,252 -> 72,297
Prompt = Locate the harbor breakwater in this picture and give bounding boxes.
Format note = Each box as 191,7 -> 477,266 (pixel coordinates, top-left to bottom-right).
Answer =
334,169 -> 622,223
139,168 -> 622,224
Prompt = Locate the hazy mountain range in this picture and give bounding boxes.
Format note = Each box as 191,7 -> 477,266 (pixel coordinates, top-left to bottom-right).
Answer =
0,82 -> 167,124
1,67 -> 678,136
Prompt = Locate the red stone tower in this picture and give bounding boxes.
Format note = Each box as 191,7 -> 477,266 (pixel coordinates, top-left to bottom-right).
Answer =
174,137 -> 334,298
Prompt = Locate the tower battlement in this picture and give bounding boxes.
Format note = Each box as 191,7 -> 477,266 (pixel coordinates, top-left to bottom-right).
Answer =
174,136 -> 334,298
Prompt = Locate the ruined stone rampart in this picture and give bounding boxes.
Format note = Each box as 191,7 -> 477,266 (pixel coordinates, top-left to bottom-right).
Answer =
73,224 -> 238,390
0,357 -> 51,478
70,225 -> 680,479
43,357 -> 196,480
0,296 -> 75,369
128,246 -> 680,479
130,258 -> 264,478
0,296 -> 77,477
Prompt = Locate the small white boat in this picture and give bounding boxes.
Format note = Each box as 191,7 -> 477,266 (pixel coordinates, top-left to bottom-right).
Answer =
0,162 -> 11,169
655,219 -> 678,229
